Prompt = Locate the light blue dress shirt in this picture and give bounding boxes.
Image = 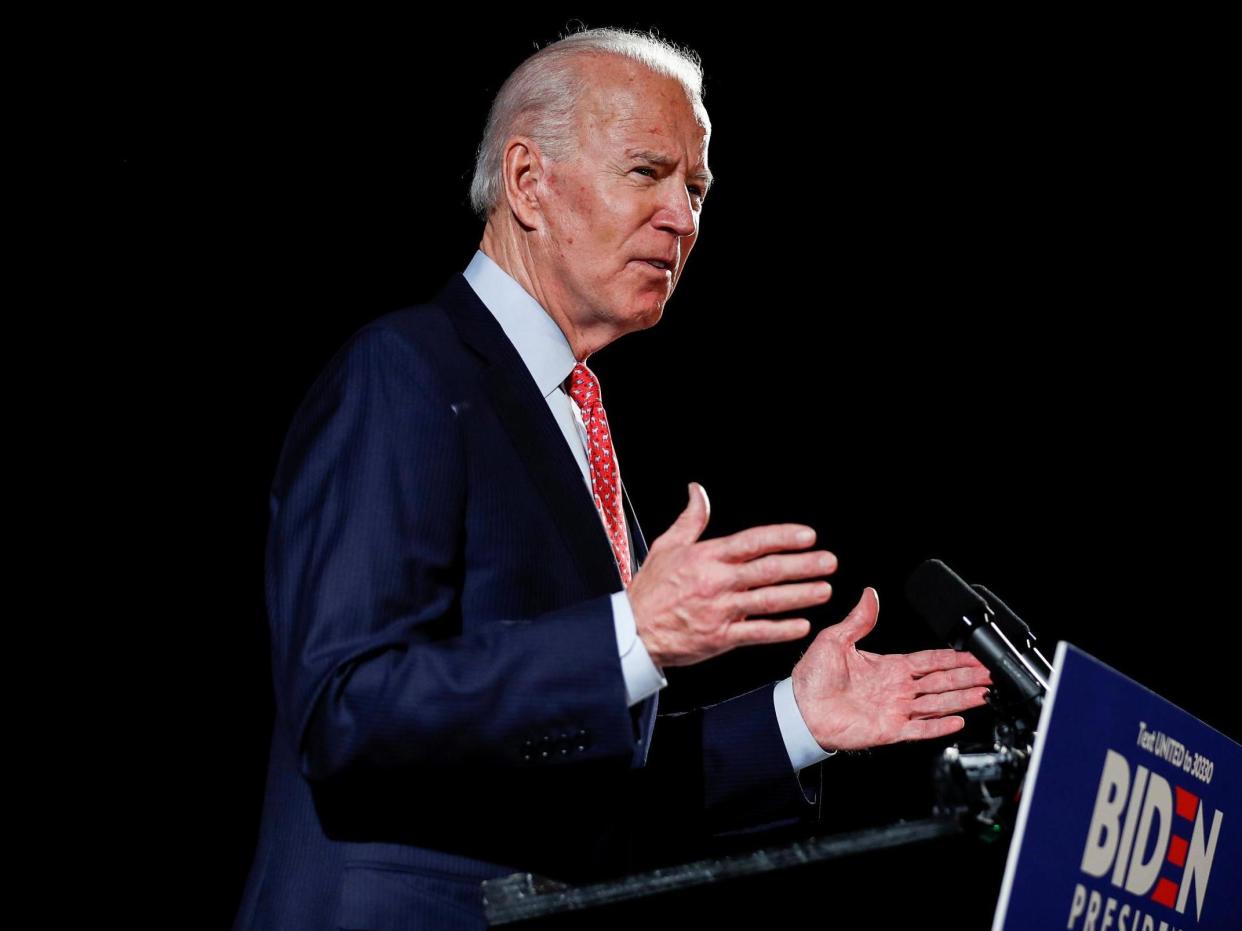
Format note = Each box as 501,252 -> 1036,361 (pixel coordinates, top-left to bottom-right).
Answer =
463,249 -> 834,771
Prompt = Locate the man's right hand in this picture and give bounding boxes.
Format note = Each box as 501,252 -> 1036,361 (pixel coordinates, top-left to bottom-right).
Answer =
628,482 -> 836,668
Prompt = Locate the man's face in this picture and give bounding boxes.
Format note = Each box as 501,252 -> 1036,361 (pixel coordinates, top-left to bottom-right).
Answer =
534,58 -> 711,346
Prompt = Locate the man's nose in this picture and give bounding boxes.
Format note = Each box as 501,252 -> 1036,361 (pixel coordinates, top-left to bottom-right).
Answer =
653,183 -> 698,238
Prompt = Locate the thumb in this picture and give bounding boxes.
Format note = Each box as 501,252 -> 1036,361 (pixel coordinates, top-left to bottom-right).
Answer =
658,482 -> 711,548
833,587 -> 879,645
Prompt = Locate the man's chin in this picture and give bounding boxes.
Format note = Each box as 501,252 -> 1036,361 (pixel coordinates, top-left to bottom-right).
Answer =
632,303 -> 665,331
606,298 -> 667,338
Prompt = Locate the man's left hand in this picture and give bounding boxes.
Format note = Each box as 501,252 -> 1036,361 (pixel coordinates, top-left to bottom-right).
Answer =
791,587 -> 992,752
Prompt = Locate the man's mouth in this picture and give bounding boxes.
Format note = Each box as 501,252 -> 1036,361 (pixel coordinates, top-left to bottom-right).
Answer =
636,258 -> 674,275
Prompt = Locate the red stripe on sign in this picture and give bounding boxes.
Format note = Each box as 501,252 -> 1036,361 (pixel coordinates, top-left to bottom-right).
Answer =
1174,785 -> 1198,821
1167,834 -> 1189,868
1151,878 -> 1179,908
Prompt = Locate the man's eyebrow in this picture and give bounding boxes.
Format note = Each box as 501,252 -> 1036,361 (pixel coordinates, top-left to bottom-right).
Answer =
626,149 -> 714,192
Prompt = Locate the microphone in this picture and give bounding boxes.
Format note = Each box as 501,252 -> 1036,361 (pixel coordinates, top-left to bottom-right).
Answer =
972,583 -> 1053,687
905,559 -> 1047,733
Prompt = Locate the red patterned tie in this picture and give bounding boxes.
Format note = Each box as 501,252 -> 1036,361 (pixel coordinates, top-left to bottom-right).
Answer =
567,362 -> 632,587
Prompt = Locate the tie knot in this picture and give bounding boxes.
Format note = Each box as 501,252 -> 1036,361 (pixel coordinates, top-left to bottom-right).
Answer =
567,362 -> 602,412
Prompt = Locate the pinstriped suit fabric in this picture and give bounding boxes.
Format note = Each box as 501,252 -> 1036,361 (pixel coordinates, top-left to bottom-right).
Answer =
232,274 -> 819,930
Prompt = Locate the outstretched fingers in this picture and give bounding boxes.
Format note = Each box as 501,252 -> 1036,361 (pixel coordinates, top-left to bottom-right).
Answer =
913,665 -> 993,695
725,618 -> 812,647
712,524 -> 821,562
901,716 -> 967,741
831,587 -> 880,645
910,687 -> 990,717
733,550 -> 838,589
651,482 -> 713,550
907,648 -> 987,676
731,581 -> 833,617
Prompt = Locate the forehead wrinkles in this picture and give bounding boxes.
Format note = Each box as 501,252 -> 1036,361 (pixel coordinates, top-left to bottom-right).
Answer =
572,63 -> 708,146
580,93 -> 711,171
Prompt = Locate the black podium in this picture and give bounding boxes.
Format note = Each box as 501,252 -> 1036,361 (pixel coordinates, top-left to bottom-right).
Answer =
482,814 -> 1010,926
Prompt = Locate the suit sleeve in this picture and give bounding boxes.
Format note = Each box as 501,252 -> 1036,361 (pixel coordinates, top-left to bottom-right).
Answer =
632,683 -> 824,856
265,323 -> 639,785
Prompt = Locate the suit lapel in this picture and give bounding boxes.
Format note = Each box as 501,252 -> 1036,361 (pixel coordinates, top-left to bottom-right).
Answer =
435,273 -> 626,597
619,476 -> 658,764
621,479 -> 648,570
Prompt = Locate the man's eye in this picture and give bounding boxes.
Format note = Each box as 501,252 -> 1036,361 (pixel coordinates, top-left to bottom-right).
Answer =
632,168 -> 704,204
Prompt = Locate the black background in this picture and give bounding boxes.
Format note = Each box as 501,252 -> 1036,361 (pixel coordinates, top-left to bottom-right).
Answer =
97,10 -> 1236,925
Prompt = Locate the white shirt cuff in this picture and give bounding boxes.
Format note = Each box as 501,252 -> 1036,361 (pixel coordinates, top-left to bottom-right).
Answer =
774,677 -> 837,771
611,590 -> 667,707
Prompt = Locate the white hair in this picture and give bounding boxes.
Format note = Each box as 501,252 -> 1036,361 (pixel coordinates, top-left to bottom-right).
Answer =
468,26 -> 707,220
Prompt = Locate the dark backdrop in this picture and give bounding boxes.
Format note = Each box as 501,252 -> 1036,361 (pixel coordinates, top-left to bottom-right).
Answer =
99,10 -> 1235,926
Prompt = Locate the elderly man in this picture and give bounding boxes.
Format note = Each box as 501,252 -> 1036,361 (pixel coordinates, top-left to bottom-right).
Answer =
233,26 -> 991,931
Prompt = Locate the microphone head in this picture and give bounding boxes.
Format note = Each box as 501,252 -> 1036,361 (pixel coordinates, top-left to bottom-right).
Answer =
905,558 -> 990,640
973,584 -> 1035,639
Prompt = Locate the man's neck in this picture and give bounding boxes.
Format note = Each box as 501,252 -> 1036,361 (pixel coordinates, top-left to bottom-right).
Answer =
478,224 -> 612,362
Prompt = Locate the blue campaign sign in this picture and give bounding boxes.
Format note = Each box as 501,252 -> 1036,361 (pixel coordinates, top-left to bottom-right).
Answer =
994,642 -> 1241,931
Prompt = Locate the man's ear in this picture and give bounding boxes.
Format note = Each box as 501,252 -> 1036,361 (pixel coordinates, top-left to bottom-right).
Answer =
500,136 -> 546,230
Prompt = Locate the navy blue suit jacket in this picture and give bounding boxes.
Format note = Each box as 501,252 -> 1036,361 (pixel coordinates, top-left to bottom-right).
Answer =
233,272 -> 822,930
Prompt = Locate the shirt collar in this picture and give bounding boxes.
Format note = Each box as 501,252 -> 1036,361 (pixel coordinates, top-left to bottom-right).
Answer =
462,249 -> 577,398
